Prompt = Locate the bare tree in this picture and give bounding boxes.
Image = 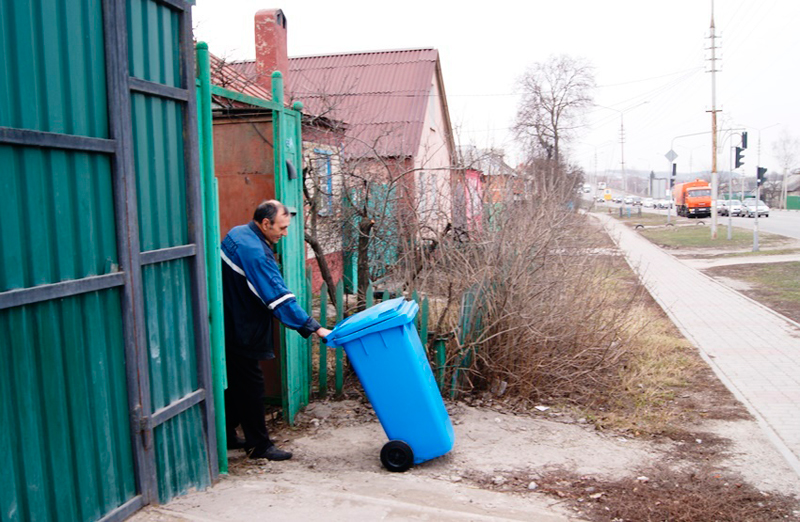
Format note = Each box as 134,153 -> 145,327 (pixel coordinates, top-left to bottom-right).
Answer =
515,55 -> 595,167
300,110 -> 458,311
773,130 -> 799,209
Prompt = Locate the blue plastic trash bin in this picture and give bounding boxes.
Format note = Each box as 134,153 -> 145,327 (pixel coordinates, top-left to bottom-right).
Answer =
325,297 -> 455,472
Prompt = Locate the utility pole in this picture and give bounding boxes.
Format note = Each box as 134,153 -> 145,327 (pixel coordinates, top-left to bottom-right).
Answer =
707,0 -> 721,239
619,117 -> 626,194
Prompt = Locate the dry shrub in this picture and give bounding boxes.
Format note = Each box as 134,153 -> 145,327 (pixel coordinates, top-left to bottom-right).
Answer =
417,197 -> 646,407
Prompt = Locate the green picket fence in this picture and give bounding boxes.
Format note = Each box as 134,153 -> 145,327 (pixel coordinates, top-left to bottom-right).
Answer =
312,280 -> 439,397
308,278 -> 488,403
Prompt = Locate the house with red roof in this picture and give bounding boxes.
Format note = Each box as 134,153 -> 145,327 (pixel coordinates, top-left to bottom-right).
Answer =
242,11 -> 457,281
212,9 -> 458,292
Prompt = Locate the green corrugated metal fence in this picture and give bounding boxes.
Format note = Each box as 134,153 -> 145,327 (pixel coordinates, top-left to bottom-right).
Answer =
1,0 -> 217,520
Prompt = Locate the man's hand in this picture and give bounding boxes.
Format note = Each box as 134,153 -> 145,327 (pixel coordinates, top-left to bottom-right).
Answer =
316,327 -> 332,338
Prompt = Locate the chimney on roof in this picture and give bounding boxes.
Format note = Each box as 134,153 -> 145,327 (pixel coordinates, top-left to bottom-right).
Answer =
254,9 -> 288,93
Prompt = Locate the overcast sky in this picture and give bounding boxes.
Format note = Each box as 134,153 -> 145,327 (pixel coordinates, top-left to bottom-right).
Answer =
192,0 -> 800,180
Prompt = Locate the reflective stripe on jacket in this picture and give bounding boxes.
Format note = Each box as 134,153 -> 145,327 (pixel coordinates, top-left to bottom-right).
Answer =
221,221 -> 320,360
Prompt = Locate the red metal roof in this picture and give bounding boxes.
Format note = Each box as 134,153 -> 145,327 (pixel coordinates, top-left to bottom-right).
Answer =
232,49 -> 440,157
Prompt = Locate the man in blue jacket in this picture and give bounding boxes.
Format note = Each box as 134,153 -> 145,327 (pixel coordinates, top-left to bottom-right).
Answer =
221,200 -> 331,460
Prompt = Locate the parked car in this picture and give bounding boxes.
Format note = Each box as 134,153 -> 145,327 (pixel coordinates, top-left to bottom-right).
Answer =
656,199 -> 672,209
742,199 -> 770,218
716,199 -> 728,216
643,198 -> 655,208
724,199 -> 743,216
631,196 -> 643,206
623,196 -> 633,205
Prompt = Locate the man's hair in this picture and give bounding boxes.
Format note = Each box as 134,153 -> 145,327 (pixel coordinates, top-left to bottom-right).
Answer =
253,200 -> 289,224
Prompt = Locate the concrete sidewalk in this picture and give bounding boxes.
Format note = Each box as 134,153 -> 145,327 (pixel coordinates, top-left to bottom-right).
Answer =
596,213 -> 800,478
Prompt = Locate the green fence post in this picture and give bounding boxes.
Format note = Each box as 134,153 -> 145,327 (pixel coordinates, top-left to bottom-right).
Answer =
196,42 -> 227,474
435,337 -> 446,391
318,282 -> 328,398
411,289 -> 420,330
366,280 -> 374,308
306,273 -> 313,401
419,297 -> 429,354
335,280 -> 344,396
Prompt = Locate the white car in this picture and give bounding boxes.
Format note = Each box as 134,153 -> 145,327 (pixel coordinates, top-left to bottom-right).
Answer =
724,199 -> 743,216
643,198 -> 655,208
742,199 -> 770,218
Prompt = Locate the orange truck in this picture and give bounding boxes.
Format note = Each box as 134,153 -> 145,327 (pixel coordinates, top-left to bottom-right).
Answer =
673,179 -> 712,218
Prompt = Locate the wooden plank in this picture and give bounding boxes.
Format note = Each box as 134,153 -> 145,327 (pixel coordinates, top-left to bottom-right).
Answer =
306,273 -> 313,401
419,297 -> 429,354
435,338 -> 446,391
335,280 -> 344,396
318,282 -> 328,398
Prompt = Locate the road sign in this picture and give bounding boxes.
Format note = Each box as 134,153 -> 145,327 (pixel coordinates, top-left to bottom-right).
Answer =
665,150 -> 678,163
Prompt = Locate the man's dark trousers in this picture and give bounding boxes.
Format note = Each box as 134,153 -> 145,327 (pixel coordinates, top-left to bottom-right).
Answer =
224,351 -> 273,452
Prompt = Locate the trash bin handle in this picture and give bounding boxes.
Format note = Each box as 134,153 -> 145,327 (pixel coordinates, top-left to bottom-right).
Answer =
325,300 -> 418,347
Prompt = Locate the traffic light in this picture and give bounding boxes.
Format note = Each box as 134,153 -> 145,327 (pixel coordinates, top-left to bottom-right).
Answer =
741,131 -> 748,150
670,163 -> 676,188
735,147 -> 745,169
757,167 -> 767,185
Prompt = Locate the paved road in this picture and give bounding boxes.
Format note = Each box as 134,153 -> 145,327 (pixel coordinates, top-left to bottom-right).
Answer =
607,204 -> 800,241
719,210 -> 800,240
596,213 -> 800,478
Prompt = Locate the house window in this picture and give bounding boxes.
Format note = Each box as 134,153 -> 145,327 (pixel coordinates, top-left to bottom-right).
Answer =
311,149 -> 333,216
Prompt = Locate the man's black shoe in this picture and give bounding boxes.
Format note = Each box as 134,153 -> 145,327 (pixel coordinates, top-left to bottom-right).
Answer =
249,445 -> 292,461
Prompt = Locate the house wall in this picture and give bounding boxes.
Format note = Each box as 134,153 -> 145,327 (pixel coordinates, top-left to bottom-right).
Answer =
415,77 -> 453,238
302,135 -> 345,292
306,251 -> 344,293
465,169 -> 484,233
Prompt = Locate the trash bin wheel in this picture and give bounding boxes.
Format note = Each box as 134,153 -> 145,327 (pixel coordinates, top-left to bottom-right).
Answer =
381,440 -> 414,472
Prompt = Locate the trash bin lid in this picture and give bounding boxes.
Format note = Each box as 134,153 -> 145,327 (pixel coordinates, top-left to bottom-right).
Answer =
325,297 -> 416,346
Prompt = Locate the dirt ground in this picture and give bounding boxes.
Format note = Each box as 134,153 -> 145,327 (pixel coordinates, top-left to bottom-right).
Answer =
131,389 -> 800,522
130,232 -> 800,521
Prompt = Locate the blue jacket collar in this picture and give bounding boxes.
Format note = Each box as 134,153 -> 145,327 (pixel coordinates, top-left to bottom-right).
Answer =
248,221 -> 269,244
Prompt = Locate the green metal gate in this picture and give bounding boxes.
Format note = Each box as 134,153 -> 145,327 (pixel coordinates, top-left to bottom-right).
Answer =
206,73 -> 312,425
0,0 -> 217,520
271,72 -> 312,422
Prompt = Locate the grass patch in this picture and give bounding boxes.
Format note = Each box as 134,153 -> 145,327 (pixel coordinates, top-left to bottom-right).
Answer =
638,225 -> 785,250
705,261 -> 800,323
559,227 -> 745,436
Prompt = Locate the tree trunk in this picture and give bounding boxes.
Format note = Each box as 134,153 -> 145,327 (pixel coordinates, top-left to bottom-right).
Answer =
304,233 -> 337,308
356,218 -> 374,311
